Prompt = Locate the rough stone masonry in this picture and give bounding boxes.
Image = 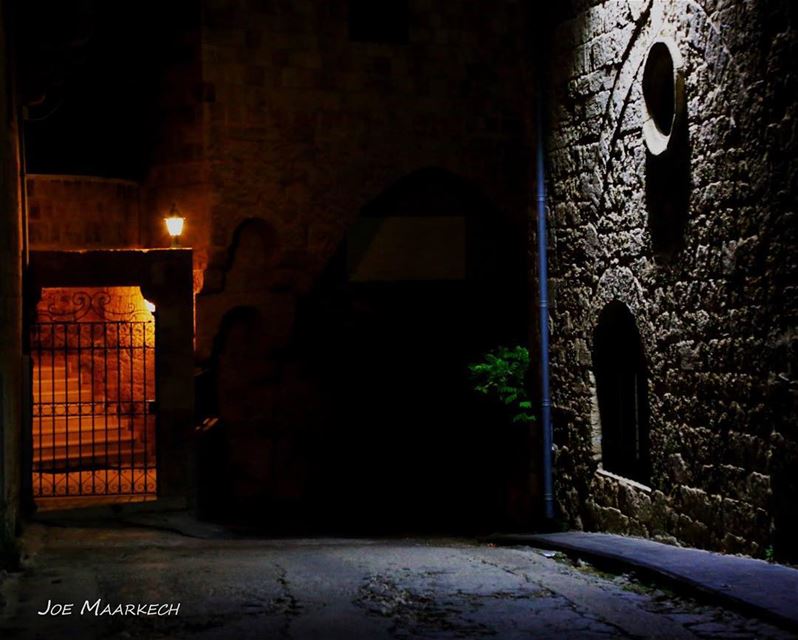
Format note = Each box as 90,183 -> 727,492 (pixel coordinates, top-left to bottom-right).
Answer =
545,0 -> 797,559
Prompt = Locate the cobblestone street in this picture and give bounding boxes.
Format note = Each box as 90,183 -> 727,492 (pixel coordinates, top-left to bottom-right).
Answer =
0,524 -> 793,639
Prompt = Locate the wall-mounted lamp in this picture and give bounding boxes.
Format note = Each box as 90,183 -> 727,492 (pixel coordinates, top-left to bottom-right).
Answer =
164,203 -> 186,247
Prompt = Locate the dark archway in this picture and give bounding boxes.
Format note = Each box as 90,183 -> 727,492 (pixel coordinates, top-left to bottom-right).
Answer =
593,301 -> 651,485
295,168 -> 530,533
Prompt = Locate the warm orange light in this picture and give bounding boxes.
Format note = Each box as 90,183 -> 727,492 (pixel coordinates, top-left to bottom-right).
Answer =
164,203 -> 185,246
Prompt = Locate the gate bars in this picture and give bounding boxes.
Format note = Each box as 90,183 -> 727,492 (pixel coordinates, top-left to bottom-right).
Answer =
30,320 -> 157,498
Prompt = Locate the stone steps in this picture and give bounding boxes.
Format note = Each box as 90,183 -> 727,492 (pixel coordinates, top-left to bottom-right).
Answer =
32,363 -> 150,470
33,441 -> 148,467
32,414 -> 129,435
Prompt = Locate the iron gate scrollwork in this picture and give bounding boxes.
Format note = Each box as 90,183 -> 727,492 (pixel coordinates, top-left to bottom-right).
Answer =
37,289 -> 155,323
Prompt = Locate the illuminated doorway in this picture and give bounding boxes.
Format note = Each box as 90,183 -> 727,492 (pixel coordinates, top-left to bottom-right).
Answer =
30,286 -> 157,508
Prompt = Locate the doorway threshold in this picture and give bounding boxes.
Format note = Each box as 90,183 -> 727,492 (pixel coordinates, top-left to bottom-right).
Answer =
31,496 -> 187,522
35,493 -> 157,513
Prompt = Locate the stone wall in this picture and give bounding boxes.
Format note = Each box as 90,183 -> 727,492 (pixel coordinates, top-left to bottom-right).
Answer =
27,175 -> 143,250
144,0 -> 532,358
140,0 -> 534,519
142,0 -> 209,292
0,0 -> 22,558
546,0 -> 797,558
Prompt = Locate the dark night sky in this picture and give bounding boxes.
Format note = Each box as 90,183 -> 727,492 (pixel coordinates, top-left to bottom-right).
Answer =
20,1 -> 180,180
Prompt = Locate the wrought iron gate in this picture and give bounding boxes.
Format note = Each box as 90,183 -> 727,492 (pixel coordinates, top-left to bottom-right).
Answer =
31,317 -> 157,499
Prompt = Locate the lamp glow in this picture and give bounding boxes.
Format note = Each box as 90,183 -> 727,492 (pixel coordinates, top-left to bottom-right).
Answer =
143,299 -> 156,313
164,203 -> 185,247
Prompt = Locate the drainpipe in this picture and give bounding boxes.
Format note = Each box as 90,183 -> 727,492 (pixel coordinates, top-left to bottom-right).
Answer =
535,81 -> 554,522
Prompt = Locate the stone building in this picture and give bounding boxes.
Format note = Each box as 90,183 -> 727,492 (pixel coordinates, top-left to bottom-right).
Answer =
544,0 -> 797,560
139,0 -> 535,530
1,0 -> 795,558
13,0 -> 534,531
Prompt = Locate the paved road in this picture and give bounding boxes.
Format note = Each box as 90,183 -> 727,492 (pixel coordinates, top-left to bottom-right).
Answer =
0,524 -> 793,639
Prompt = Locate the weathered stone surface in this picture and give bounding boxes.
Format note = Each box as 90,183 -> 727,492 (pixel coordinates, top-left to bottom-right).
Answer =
131,0 -> 535,518
147,0 -> 531,360
27,176 -> 143,250
547,0 -> 797,559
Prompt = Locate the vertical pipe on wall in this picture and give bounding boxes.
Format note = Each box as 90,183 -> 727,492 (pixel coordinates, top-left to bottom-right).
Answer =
536,81 -> 554,522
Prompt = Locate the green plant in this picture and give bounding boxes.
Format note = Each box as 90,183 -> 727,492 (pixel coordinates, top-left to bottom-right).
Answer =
468,345 -> 535,425
765,545 -> 775,562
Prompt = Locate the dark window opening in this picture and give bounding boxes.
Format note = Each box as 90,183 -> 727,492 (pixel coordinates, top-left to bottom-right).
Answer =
348,0 -> 409,44
642,42 -> 675,136
642,40 -> 690,260
593,301 -> 651,485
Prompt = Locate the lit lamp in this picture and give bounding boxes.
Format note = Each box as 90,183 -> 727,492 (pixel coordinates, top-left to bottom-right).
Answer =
164,203 -> 185,247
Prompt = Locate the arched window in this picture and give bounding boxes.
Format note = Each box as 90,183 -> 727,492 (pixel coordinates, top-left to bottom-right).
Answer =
593,302 -> 651,484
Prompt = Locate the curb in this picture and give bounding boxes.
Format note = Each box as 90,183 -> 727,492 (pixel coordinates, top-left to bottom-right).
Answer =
488,532 -> 798,634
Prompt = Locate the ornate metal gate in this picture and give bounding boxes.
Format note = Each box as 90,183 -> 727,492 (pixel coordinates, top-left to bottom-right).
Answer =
30,289 -> 157,499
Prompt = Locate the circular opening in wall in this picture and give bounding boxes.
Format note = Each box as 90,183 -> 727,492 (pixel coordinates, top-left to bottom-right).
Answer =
642,38 -> 690,259
641,39 -> 684,157
643,42 -> 675,136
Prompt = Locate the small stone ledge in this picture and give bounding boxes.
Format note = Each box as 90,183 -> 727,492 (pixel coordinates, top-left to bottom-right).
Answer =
595,468 -> 653,493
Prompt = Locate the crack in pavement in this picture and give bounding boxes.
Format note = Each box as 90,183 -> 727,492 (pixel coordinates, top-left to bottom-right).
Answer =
354,572 -> 495,638
4,535 -> 792,640
469,549 -> 699,640
473,554 -> 633,638
272,564 -> 302,639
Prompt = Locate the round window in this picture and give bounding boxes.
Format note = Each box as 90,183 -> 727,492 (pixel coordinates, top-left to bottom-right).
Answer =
641,38 -> 684,155
643,42 -> 675,135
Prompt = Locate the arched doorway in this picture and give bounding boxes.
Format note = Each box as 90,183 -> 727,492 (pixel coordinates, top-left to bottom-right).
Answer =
296,168 -> 529,532
593,301 -> 651,485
